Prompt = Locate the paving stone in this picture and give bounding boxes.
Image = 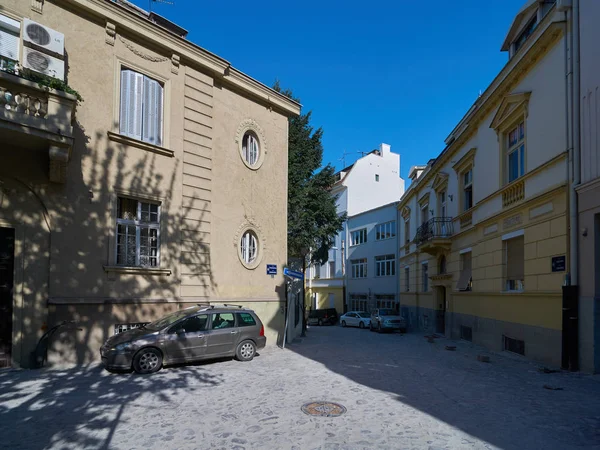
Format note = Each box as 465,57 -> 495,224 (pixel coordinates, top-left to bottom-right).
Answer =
1,327 -> 600,449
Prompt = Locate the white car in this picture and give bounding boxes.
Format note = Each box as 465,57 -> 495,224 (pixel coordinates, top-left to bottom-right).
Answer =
340,311 -> 371,329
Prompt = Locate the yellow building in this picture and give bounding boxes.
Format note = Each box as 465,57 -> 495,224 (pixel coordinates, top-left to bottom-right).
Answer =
398,0 -> 570,367
0,0 -> 299,368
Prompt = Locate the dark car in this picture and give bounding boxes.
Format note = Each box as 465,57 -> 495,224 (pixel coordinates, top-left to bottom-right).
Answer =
307,308 -> 338,326
100,304 -> 266,374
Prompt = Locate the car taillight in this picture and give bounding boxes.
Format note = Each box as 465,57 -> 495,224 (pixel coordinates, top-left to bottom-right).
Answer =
325,314 -> 328,318
259,324 -> 265,337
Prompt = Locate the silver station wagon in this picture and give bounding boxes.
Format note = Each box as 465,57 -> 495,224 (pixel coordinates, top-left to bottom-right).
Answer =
100,304 -> 266,374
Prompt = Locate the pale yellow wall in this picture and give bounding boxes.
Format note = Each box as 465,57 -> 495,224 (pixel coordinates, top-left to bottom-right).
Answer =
306,287 -> 344,314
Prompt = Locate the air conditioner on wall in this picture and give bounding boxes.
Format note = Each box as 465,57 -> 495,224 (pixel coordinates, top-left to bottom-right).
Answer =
22,47 -> 64,80
23,19 -> 64,56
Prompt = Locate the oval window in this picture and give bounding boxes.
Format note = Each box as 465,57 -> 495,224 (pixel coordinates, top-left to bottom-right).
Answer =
242,132 -> 259,167
240,230 -> 258,265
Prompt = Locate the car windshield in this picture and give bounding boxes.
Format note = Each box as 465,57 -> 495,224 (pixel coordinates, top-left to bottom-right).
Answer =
379,309 -> 396,316
357,312 -> 370,318
145,308 -> 200,330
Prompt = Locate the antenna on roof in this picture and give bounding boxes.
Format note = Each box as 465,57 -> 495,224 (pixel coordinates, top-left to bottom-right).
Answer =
149,0 -> 174,12
338,149 -> 351,168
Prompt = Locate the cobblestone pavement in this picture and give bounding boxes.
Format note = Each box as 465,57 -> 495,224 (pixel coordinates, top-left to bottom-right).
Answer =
1,326 -> 600,450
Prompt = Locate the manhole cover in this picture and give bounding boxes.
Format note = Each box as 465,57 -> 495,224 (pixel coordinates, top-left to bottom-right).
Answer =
301,401 -> 347,417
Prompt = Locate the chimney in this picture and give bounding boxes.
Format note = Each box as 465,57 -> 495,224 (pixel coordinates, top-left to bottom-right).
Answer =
380,143 -> 391,155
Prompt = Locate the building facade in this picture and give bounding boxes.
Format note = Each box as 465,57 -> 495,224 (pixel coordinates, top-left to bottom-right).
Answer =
0,0 -> 299,368
346,202 -> 399,313
398,0 -> 570,367
577,0 -> 600,373
305,143 -> 404,315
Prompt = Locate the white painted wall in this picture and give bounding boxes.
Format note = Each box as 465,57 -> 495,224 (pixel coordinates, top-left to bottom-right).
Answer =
344,143 -> 405,217
580,0 -> 600,184
346,203 -> 399,305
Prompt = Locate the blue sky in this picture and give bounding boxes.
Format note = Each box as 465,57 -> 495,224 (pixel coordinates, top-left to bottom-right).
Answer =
131,0 -> 525,179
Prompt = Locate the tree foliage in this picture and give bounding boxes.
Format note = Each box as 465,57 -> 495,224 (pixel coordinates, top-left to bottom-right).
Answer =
274,81 -> 346,264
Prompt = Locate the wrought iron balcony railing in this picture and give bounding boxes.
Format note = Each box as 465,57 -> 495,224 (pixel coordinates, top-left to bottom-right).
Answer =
415,217 -> 454,246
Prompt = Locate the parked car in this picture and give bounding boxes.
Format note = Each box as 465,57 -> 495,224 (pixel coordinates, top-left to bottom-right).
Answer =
370,308 -> 407,333
100,304 -> 266,374
307,308 -> 338,326
340,311 -> 371,329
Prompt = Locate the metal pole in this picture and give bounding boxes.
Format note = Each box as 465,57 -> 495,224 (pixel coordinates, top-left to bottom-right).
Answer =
301,255 -> 307,337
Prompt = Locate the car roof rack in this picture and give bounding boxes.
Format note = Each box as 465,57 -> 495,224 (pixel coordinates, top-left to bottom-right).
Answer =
197,303 -> 214,309
223,304 -> 244,309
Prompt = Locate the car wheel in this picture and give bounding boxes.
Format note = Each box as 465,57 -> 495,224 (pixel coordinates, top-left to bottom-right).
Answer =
133,348 -> 162,374
341,320 -> 346,327
359,321 -> 365,329
236,340 -> 256,362
318,319 -> 323,326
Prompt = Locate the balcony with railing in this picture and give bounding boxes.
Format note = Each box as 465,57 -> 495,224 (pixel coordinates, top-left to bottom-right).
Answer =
415,217 -> 454,255
0,68 -> 77,183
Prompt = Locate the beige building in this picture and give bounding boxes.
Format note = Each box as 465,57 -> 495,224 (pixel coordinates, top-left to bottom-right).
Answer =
398,0 -> 572,367
0,0 -> 299,368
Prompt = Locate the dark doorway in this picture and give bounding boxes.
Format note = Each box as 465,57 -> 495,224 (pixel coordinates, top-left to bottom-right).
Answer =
436,286 -> 446,335
0,227 -> 15,368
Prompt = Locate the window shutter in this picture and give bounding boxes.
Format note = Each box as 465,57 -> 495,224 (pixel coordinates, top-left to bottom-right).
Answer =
142,77 -> 163,145
506,236 -> 524,280
120,70 -> 143,140
0,15 -> 20,61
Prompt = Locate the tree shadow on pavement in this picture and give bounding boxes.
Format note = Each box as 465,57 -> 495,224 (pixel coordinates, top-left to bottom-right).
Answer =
287,327 -> 600,450
0,364 -> 223,450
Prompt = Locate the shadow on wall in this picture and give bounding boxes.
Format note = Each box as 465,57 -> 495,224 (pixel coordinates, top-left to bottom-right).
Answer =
0,119 -> 217,367
0,363 -> 223,449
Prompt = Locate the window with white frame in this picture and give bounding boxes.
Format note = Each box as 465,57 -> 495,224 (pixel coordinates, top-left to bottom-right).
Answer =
0,14 -> 20,72
240,230 -> 258,265
116,197 -> 160,267
375,294 -> 396,310
420,203 -> 429,225
422,262 -> 429,292
120,69 -> 164,146
376,221 -> 396,241
375,254 -> 395,277
350,228 -> 367,246
404,266 -> 410,292
328,261 -> 335,278
242,131 -> 260,166
463,169 -> 473,211
438,190 -> 447,217
506,121 -> 525,183
349,294 -> 368,312
504,235 -> 524,291
375,174 -> 380,182
351,258 -> 367,278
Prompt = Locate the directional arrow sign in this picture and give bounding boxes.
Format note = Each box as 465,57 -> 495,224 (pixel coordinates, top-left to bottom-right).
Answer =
283,268 -> 304,280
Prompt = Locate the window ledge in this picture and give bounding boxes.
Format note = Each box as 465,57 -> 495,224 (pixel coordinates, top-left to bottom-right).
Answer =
103,266 -> 172,276
107,131 -> 174,158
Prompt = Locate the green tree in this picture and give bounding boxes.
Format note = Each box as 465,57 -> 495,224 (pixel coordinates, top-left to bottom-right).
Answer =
273,81 -> 346,265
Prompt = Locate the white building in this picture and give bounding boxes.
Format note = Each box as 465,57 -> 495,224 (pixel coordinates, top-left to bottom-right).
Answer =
306,143 -> 405,314
346,202 -> 399,313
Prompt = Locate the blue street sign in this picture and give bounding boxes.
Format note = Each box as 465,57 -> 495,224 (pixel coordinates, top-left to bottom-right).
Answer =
266,264 -> 277,275
283,268 -> 304,280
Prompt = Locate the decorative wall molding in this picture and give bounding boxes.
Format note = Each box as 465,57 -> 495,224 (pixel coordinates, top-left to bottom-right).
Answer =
235,118 -> 267,170
118,36 -> 168,62
171,54 -> 180,74
503,214 -> 522,230
31,0 -> 44,14
105,22 -> 116,46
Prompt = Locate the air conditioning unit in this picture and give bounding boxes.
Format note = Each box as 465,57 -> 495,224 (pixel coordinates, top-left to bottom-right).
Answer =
23,19 -> 64,56
22,47 -> 64,80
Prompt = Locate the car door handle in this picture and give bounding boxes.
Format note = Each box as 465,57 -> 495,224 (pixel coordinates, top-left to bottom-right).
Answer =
230,330 -> 238,334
